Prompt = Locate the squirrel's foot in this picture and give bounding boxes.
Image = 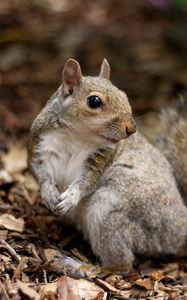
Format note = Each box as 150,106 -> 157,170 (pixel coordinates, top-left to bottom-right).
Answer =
55,185 -> 80,215
41,184 -> 59,212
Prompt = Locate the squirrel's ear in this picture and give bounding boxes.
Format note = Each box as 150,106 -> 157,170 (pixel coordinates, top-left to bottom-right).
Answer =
99,58 -> 110,80
62,59 -> 82,96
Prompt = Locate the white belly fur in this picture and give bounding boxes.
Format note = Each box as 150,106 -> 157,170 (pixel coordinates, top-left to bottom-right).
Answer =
36,130 -> 94,190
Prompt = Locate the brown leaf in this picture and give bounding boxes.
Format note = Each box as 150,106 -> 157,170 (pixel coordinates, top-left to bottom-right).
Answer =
57,276 -> 107,300
17,280 -> 40,300
75,279 -> 107,300
0,214 -> 24,233
133,278 -> 152,290
57,276 -> 80,300
0,170 -> 13,185
151,271 -> 164,281
0,230 -> 8,240
170,291 -> 180,299
2,144 -> 27,174
39,282 -> 57,295
13,257 -> 27,280
44,248 -> 63,261
0,239 -> 21,262
105,274 -> 123,287
71,248 -> 89,263
95,278 -> 128,297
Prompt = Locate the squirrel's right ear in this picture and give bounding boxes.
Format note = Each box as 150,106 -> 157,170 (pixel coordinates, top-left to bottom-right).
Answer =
62,59 -> 82,96
99,58 -> 110,80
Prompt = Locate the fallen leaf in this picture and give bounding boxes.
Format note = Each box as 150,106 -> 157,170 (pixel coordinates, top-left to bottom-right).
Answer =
75,278 -> 107,300
17,280 -> 40,300
105,274 -> 123,287
0,214 -> 24,233
0,254 -> 12,263
2,143 -> 27,174
24,173 -> 39,193
57,276 -> 80,300
0,169 -> 13,184
71,248 -> 89,263
133,278 -> 152,290
44,248 -> 63,261
13,257 -> 27,280
170,291 -> 180,299
39,282 -> 57,294
95,277 -> 129,297
57,276 -> 107,300
151,271 -> 164,281
0,230 -> 8,240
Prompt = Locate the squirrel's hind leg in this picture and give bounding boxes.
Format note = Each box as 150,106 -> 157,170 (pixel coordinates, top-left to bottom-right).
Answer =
83,187 -> 135,272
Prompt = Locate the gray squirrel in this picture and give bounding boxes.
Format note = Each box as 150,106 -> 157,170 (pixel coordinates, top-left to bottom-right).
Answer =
28,58 -> 187,272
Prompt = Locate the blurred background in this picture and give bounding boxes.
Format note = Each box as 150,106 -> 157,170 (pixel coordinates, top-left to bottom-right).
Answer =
0,0 -> 187,149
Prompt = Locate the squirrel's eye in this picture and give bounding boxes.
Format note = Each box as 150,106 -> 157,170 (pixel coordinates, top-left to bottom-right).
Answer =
87,95 -> 103,109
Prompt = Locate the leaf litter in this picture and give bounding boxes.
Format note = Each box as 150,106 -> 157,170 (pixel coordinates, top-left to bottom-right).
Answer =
1,142 -> 187,300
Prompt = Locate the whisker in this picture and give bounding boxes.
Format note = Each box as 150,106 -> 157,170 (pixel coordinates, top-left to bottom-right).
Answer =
134,114 -> 147,121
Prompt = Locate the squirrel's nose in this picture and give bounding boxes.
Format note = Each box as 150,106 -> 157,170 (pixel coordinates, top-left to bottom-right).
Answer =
126,120 -> 136,136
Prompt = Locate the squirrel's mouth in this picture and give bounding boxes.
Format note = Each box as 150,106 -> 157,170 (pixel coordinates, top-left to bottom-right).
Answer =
100,135 -> 120,144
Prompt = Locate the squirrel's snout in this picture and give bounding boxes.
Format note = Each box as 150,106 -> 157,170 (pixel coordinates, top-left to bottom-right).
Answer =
126,120 -> 136,136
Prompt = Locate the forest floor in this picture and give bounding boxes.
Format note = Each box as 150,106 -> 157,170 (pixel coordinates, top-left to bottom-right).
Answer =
1,142 -> 187,299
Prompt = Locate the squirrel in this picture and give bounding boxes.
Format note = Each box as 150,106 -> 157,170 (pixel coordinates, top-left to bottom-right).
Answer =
28,58 -> 187,273
138,90 -> 187,205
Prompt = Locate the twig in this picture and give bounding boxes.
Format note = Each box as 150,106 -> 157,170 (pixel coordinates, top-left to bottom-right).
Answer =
0,239 -> 21,262
95,278 -> 134,299
12,257 -> 27,280
0,281 -> 10,300
43,269 -> 48,284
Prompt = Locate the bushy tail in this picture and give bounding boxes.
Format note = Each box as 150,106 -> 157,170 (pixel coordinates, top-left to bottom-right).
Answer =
155,91 -> 187,199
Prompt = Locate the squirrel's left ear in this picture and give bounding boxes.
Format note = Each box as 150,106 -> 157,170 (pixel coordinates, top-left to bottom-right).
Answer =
62,59 -> 82,96
99,58 -> 110,80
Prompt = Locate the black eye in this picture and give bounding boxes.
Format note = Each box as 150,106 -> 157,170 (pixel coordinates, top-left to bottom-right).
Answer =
87,95 -> 103,109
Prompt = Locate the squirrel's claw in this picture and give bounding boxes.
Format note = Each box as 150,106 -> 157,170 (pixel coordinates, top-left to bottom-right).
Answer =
41,184 -> 60,212
55,186 -> 80,215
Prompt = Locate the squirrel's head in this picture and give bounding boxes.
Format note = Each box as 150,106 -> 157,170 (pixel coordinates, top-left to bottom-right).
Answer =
60,58 -> 136,145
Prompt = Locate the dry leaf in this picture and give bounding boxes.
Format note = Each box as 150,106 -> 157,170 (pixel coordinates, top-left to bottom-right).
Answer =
17,280 -> 40,300
24,173 -> 39,193
44,248 -> 63,261
2,144 -> 27,174
95,278 -> 128,297
151,271 -> 164,281
57,276 -> 80,300
0,214 -> 24,233
39,282 -> 57,294
105,274 -> 123,287
0,230 -> 8,240
0,170 -> 13,184
75,278 -> 107,300
71,248 -> 89,263
133,278 -> 152,290
0,254 -> 12,263
170,291 -> 180,299
56,276 -> 107,300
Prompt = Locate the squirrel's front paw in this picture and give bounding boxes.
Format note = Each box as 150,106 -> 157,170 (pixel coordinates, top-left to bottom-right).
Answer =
55,186 -> 80,215
41,184 -> 59,212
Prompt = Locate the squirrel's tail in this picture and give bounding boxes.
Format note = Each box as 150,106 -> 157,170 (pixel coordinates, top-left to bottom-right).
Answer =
155,91 -> 187,199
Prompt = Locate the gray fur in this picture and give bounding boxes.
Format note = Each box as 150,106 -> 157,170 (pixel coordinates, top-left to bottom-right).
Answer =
28,59 -> 187,271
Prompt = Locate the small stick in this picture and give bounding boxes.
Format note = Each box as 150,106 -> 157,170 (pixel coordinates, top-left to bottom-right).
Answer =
43,269 -> 48,284
0,239 -> 21,262
0,281 -> 10,300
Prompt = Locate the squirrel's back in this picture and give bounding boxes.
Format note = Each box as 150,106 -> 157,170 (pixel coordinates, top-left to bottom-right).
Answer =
155,92 -> 187,200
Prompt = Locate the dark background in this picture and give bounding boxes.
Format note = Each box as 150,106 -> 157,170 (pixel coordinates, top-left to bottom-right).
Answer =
0,0 -> 187,147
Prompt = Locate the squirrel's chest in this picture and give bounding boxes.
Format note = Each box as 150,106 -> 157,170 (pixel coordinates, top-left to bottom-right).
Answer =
38,131 -> 93,190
